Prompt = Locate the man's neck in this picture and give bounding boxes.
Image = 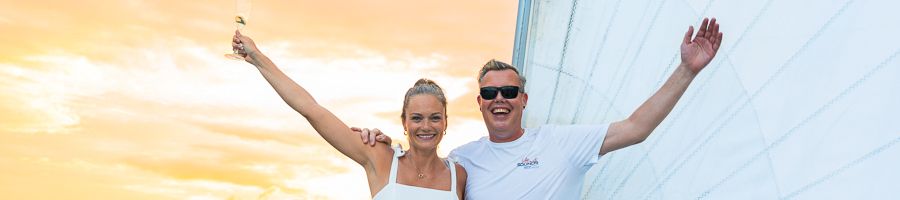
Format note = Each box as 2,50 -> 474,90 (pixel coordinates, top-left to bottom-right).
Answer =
489,128 -> 526,143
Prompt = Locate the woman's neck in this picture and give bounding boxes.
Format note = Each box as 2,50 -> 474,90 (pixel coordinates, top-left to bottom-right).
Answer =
404,148 -> 443,171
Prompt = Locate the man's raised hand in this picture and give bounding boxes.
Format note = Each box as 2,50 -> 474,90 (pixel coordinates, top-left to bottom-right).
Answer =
681,17 -> 723,74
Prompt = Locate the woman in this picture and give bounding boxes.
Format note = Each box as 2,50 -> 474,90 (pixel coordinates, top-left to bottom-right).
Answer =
231,31 -> 466,199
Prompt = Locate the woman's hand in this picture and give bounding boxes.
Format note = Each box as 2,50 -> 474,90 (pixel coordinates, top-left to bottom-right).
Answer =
232,30 -> 262,65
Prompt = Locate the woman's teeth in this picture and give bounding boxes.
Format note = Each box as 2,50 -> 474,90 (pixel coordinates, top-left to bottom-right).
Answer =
417,134 -> 436,139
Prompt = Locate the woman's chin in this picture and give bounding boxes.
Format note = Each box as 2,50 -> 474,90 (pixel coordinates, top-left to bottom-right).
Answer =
409,141 -> 440,152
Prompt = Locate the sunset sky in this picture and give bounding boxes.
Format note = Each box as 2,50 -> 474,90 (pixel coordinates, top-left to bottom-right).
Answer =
0,0 -> 516,199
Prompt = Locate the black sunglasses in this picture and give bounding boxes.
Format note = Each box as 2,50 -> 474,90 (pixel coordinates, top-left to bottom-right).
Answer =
480,86 -> 521,100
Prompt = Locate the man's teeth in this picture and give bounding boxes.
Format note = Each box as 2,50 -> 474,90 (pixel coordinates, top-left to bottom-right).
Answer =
492,108 -> 510,114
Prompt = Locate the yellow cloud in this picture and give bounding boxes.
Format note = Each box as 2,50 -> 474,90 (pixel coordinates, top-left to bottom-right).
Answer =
0,0 -> 514,199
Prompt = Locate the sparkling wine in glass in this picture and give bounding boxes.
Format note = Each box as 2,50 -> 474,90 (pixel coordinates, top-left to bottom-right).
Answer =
225,0 -> 251,60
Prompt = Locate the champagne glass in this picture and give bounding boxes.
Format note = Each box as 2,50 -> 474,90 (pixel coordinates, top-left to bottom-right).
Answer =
225,0 -> 251,60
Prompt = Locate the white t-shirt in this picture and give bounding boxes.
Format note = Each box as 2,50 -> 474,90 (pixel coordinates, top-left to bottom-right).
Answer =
449,124 -> 609,200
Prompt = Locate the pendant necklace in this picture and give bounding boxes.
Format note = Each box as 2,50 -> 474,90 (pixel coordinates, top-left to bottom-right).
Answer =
409,153 -> 426,179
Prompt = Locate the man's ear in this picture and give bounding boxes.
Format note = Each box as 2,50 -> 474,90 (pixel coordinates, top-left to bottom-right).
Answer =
522,92 -> 528,108
476,95 -> 483,108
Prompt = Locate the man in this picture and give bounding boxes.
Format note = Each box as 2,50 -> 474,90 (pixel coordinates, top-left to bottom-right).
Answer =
358,18 -> 723,199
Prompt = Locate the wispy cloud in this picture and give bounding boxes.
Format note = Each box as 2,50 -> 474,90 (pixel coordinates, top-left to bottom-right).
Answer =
0,0 -> 515,199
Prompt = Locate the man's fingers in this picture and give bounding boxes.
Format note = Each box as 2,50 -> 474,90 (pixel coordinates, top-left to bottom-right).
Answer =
697,18 -> 709,40
362,128 -> 370,144
357,127 -> 368,144
714,32 -> 723,51
683,26 -> 694,45
350,127 -> 386,146
705,18 -> 716,38
372,128 -> 384,146
377,135 -> 392,144
718,32 -> 724,47
711,19 -> 719,38
709,21 -> 719,48
710,30 -> 719,49
368,129 -> 377,146
375,131 -> 384,146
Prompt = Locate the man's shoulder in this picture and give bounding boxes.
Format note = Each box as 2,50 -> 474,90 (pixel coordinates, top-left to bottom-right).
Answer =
531,123 -> 611,134
451,137 -> 489,155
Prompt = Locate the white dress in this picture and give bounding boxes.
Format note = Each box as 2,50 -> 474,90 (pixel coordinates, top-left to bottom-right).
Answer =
373,147 -> 459,200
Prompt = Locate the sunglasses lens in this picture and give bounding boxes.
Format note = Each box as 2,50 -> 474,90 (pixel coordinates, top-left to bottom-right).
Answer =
500,86 -> 519,99
480,87 -> 499,100
481,86 -> 520,100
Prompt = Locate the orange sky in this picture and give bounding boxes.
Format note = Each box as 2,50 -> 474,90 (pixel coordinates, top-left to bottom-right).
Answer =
0,0 -> 517,199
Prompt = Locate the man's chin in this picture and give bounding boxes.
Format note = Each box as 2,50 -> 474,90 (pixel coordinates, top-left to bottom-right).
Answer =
489,122 -> 513,131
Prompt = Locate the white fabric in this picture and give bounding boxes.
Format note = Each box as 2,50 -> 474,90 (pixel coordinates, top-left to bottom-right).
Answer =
373,147 -> 458,200
514,0 -> 900,199
449,124 -> 609,199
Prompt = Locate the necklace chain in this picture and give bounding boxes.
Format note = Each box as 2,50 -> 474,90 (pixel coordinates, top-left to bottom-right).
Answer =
408,152 -> 426,179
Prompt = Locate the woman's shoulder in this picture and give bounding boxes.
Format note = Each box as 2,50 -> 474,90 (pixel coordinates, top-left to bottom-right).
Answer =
452,161 -> 466,197
372,143 -> 398,161
365,143 -> 397,175
453,162 -> 466,177
446,158 -> 466,181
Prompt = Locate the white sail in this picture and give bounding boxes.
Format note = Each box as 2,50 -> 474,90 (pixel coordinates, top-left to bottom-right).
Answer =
512,0 -> 900,199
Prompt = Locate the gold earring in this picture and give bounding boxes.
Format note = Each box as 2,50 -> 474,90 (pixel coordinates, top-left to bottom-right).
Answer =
404,131 -> 408,135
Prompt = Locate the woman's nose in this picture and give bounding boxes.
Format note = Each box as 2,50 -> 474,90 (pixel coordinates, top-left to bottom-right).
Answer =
424,122 -> 438,131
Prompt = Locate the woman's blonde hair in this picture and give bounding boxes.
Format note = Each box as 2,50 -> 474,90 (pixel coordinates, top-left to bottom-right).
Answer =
400,78 -> 448,121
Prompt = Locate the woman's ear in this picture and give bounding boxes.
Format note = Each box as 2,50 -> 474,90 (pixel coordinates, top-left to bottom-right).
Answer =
401,118 -> 407,132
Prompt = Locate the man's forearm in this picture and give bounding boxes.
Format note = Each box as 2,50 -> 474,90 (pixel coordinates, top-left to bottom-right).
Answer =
625,63 -> 697,138
602,18 -> 721,155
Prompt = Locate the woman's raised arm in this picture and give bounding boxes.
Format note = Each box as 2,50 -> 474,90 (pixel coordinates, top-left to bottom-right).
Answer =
233,31 -> 388,167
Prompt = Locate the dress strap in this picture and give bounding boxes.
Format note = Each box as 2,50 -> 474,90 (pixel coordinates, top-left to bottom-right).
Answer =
446,158 -> 457,193
388,146 -> 404,182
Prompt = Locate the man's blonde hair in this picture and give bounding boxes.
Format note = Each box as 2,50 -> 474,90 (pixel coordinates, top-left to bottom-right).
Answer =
478,59 -> 526,89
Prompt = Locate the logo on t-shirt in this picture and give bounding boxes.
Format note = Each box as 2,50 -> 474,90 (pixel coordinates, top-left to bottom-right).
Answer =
516,157 -> 540,169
